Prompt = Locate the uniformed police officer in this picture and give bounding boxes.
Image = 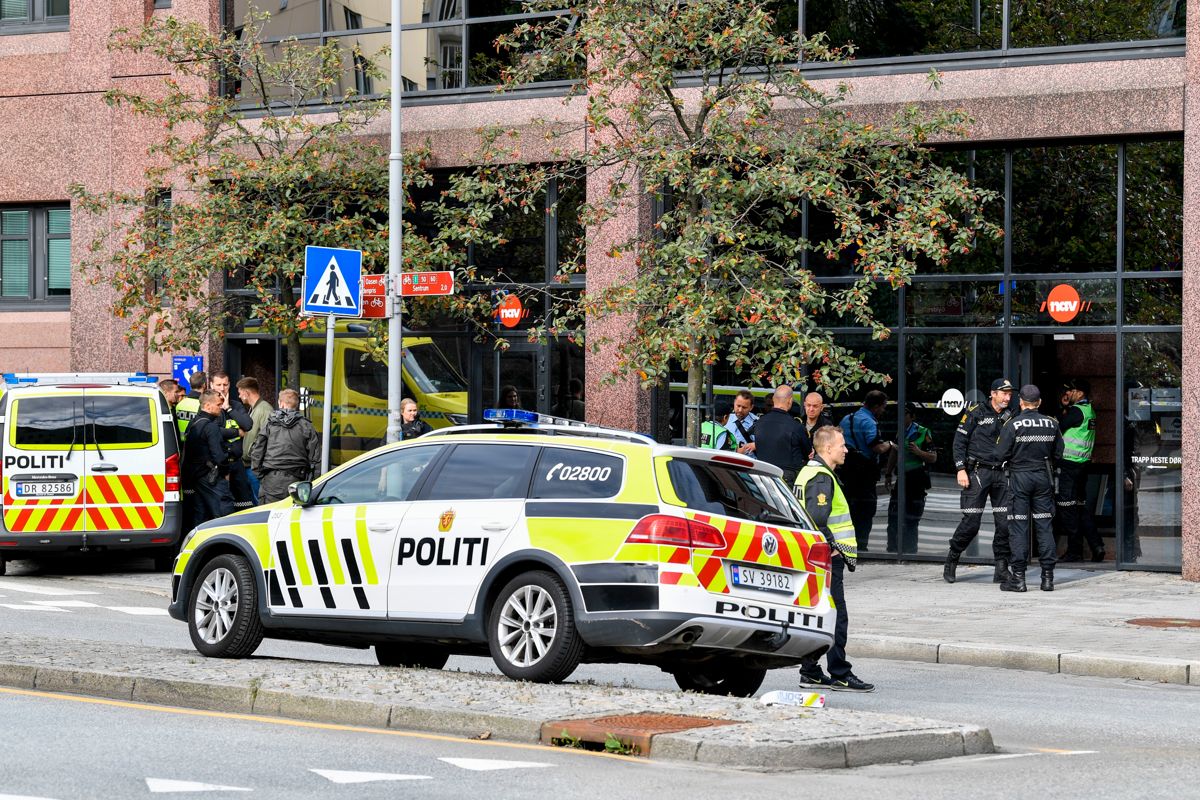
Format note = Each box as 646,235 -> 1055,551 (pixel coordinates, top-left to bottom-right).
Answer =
997,384 -> 1064,592
943,378 -> 1015,584
1056,379 -> 1105,562
795,426 -> 874,693
699,403 -> 736,451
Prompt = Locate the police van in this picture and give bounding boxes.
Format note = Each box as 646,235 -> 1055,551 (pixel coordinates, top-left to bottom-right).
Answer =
0,373 -> 183,575
169,410 -> 835,696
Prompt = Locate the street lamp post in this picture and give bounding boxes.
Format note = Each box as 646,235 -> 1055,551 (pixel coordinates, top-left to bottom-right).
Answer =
386,0 -> 404,445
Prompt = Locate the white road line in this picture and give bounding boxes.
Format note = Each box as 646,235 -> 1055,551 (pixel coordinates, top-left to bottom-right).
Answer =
105,606 -> 169,616
968,753 -> 1042,762
439,757 -> 552,771
0,582 -> 97,597
310,769 -> 431,784
28,600 -> 98,608
0,604 -> 69,612
145,778 -> 252,793
0,793 -> 65,800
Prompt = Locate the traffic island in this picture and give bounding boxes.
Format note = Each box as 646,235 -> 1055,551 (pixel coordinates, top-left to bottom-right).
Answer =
0,634 -> 992,770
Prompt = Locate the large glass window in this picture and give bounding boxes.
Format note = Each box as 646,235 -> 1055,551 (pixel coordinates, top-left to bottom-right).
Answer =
316,444 -> 444,504
804,0 -> 1003,58
1125,140 -> 1184,272
423,443 -> 537,500
0,206 -> 71,304
0,0 -> 68,32
1008,0 -> 1186,48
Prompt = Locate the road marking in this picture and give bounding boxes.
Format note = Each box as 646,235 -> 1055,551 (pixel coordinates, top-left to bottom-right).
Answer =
105,606 -> 169,616
1035,748 -> 1098,755
0,687 -> 649,765
439,757 -> 552,771
0,582 -> 97,596
146,778 -> 252,793
0,793 -> 64,799
310,769 -> 431,784
0,604 -> 68,612
28,600 -> 98,608
968,753 -> 1041,762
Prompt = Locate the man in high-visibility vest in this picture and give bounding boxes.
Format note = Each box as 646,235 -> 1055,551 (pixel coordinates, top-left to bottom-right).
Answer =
794,426 -> 875,693
1056,378 -> 1105,562
174,371 -> 205,438
699,403 -> 735,451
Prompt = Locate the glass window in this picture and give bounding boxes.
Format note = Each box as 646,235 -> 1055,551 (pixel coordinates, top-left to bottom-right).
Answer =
927,148 -> 1005,275
1011,144 -> 1117,274
1,210 -> 30,298
424,443 -> 537,500
344,349 -> 385,398
906,280 -> 1003,327
1124,277 -> 1181,326
804,0 -> 1002,58
13,396 -> 83,447
1,0 -> 69,27
1008,0 -> 1186,49
87,396 -> 154,446
665,458 -> 813,527
1124,140 -> 1184,272
405,342 -> 467,394
1122,332 -> 1181,568
317,444 -> 444,504
1011,279 -> 1117,327
0,206 -> 70,302
531,447 -> 623,499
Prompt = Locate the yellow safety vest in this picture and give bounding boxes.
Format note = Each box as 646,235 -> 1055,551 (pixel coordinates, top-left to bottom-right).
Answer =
795,461 -> 858,561
175,395 -> 200,437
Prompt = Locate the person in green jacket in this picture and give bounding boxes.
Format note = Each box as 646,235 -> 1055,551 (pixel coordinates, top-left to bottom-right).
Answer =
1056,378 -> 1104,562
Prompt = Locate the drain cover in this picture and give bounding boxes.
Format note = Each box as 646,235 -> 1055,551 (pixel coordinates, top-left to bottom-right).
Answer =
1127,617 -> 1200,629
541,712 -> 738,754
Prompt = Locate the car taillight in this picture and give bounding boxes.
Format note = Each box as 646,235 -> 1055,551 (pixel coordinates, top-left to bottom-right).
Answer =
625,515 -> 726,550
165,453 -> 180,492
808,541 -> 832,572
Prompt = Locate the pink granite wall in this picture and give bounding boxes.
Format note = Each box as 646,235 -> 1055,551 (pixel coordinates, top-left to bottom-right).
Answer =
1181,4 -> 1200,581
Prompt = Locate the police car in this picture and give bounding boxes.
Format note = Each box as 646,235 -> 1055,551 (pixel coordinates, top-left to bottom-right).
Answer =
168,410 -> 834,696
0,373 -> 183,575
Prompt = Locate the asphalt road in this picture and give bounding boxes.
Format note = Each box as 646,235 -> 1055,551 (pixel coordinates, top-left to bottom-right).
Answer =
2,560 -> 1199,797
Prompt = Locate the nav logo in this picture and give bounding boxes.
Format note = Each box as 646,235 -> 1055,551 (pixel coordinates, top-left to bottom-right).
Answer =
1040,284 -> 1092,323
495,294 -> 526,329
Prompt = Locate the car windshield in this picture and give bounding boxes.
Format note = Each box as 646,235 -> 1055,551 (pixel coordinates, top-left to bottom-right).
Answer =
404,343 -> 467,394
665,458 -> 816,529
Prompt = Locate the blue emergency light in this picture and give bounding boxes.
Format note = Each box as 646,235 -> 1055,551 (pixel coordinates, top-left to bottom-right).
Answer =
483,408 -> 541,424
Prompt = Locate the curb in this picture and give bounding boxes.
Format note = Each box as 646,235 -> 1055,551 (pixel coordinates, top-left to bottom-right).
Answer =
0,660 -> 991,770
849,634 -> 1200,685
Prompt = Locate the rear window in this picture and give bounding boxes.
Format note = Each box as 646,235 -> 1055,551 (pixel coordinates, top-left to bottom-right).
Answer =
665,458 -> 814,527
531,447 -> 624,499
11,395 -> 154,449
13,397 -> 82,447
88,396 -> 154,446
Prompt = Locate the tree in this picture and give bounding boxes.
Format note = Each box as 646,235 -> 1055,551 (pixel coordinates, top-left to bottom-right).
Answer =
70,12 -> 449,388
477,0 -> 999,444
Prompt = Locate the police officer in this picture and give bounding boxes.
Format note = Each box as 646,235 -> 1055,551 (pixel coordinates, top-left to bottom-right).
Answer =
1057,379 -> 1105,562
699,403 -> 735,451
943,378 -> 1015,584
724,389 -> 758,458
997,384 -> 1064,592
795,426 -> 874,693
174,371 -> 205,437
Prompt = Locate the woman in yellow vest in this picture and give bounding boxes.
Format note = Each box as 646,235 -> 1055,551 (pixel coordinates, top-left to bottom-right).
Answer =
794,426 -> 874,693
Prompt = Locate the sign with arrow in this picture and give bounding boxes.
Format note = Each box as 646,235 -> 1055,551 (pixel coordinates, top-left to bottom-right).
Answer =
302,245 -> 362,317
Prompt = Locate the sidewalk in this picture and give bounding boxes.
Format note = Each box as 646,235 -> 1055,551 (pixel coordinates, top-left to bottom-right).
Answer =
847,562 -> 1200,684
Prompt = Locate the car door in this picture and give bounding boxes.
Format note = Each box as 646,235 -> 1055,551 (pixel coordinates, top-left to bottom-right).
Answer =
266,443 -> 444,618
82,390 -> 164,533
3,390 -> 87,535
389,442 -> 538,621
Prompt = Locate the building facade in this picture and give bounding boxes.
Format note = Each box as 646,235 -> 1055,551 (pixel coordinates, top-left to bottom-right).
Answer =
1,0 -> 1196,578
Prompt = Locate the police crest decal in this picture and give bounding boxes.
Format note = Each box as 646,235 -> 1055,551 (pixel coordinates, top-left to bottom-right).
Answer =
438,509 -> 455,533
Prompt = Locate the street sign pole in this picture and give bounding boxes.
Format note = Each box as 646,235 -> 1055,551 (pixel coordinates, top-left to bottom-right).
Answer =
321,314 -> 336,474
386,0 -> 404,446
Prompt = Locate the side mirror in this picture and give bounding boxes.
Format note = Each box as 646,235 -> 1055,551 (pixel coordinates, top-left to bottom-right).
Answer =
289,480 -> 315,507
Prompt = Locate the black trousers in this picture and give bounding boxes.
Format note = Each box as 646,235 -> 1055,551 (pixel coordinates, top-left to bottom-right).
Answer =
948,466 -> 1011,559
801,557 -> 851,680
1055,461 -> 1104,558
227,460 -> 256,512
1008,470 -> 1057,571
886,476 -> 928,554
840,477 -> 877,552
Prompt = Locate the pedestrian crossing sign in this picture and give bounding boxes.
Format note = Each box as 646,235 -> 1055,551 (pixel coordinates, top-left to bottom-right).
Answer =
302,245 -> 362,317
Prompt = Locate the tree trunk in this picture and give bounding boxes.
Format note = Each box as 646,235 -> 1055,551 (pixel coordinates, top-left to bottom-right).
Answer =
685,357 -> 704,448
285,330 -> 301,390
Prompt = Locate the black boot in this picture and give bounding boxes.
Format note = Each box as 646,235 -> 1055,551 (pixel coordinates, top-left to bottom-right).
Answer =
1001,567 -> 1027,592
993,558 -> 1009,584
943,549 -> 961,584
1090,547 -> 1106,563
1041,568 -> 1054,592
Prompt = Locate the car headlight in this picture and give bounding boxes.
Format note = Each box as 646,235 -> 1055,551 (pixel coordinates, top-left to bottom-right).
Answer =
448,414 -> 467,426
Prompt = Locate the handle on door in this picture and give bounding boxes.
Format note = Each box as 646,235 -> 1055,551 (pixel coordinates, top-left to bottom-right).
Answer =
90,463 -> 118,473
481,522 -> 508,532
367,524 -> 395,533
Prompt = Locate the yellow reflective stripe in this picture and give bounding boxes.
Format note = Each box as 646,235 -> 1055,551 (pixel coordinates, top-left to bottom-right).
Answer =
354,505 -> 378,585
321,506 -> 345,585
290,509 -> 312,585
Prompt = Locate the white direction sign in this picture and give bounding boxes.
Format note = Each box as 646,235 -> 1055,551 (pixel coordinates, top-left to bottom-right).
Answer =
302,245 -> 362,316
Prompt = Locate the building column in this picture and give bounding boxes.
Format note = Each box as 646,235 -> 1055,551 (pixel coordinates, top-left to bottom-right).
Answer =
1180,2 -> 1200,581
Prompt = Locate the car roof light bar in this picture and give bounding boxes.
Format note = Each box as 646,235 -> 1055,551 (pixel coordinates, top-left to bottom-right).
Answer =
420,409 -> 655,446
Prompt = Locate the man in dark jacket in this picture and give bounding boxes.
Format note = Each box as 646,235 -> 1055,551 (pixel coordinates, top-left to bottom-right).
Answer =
744,385 -> 811,486
183,391 -> 231,529
250,389 -> 321,504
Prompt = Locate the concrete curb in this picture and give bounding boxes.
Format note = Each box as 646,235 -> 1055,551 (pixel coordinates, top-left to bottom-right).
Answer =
0,659 -> 990,770
849,634 -> 1199,685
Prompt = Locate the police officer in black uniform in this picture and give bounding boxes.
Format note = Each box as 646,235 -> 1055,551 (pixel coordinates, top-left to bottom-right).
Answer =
997,384 -> 1064,592
943,378 -> 1015,584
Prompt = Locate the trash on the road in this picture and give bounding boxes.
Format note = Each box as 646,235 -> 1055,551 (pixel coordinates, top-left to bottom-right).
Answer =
760,690 -> 825,708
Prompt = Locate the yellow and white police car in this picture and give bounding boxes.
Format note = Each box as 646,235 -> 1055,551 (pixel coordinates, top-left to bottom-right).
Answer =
169,410 -> 834,696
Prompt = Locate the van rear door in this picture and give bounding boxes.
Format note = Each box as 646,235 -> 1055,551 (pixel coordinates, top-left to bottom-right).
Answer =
3,390 -> 87,534
82,390 -> 165,532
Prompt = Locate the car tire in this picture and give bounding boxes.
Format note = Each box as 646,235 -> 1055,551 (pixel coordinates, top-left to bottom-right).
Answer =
488,570 -> 583,684
375,643 -> 450,670
673,663 -> 767,697
187,554 -> 264,658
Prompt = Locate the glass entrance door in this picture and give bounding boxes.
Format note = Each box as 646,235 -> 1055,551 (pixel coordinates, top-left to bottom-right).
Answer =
471,340 -> 547,420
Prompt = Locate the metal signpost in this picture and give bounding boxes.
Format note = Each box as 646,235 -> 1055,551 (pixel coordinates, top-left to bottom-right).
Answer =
387,0 -> 404,447
301,245 -> 363,474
